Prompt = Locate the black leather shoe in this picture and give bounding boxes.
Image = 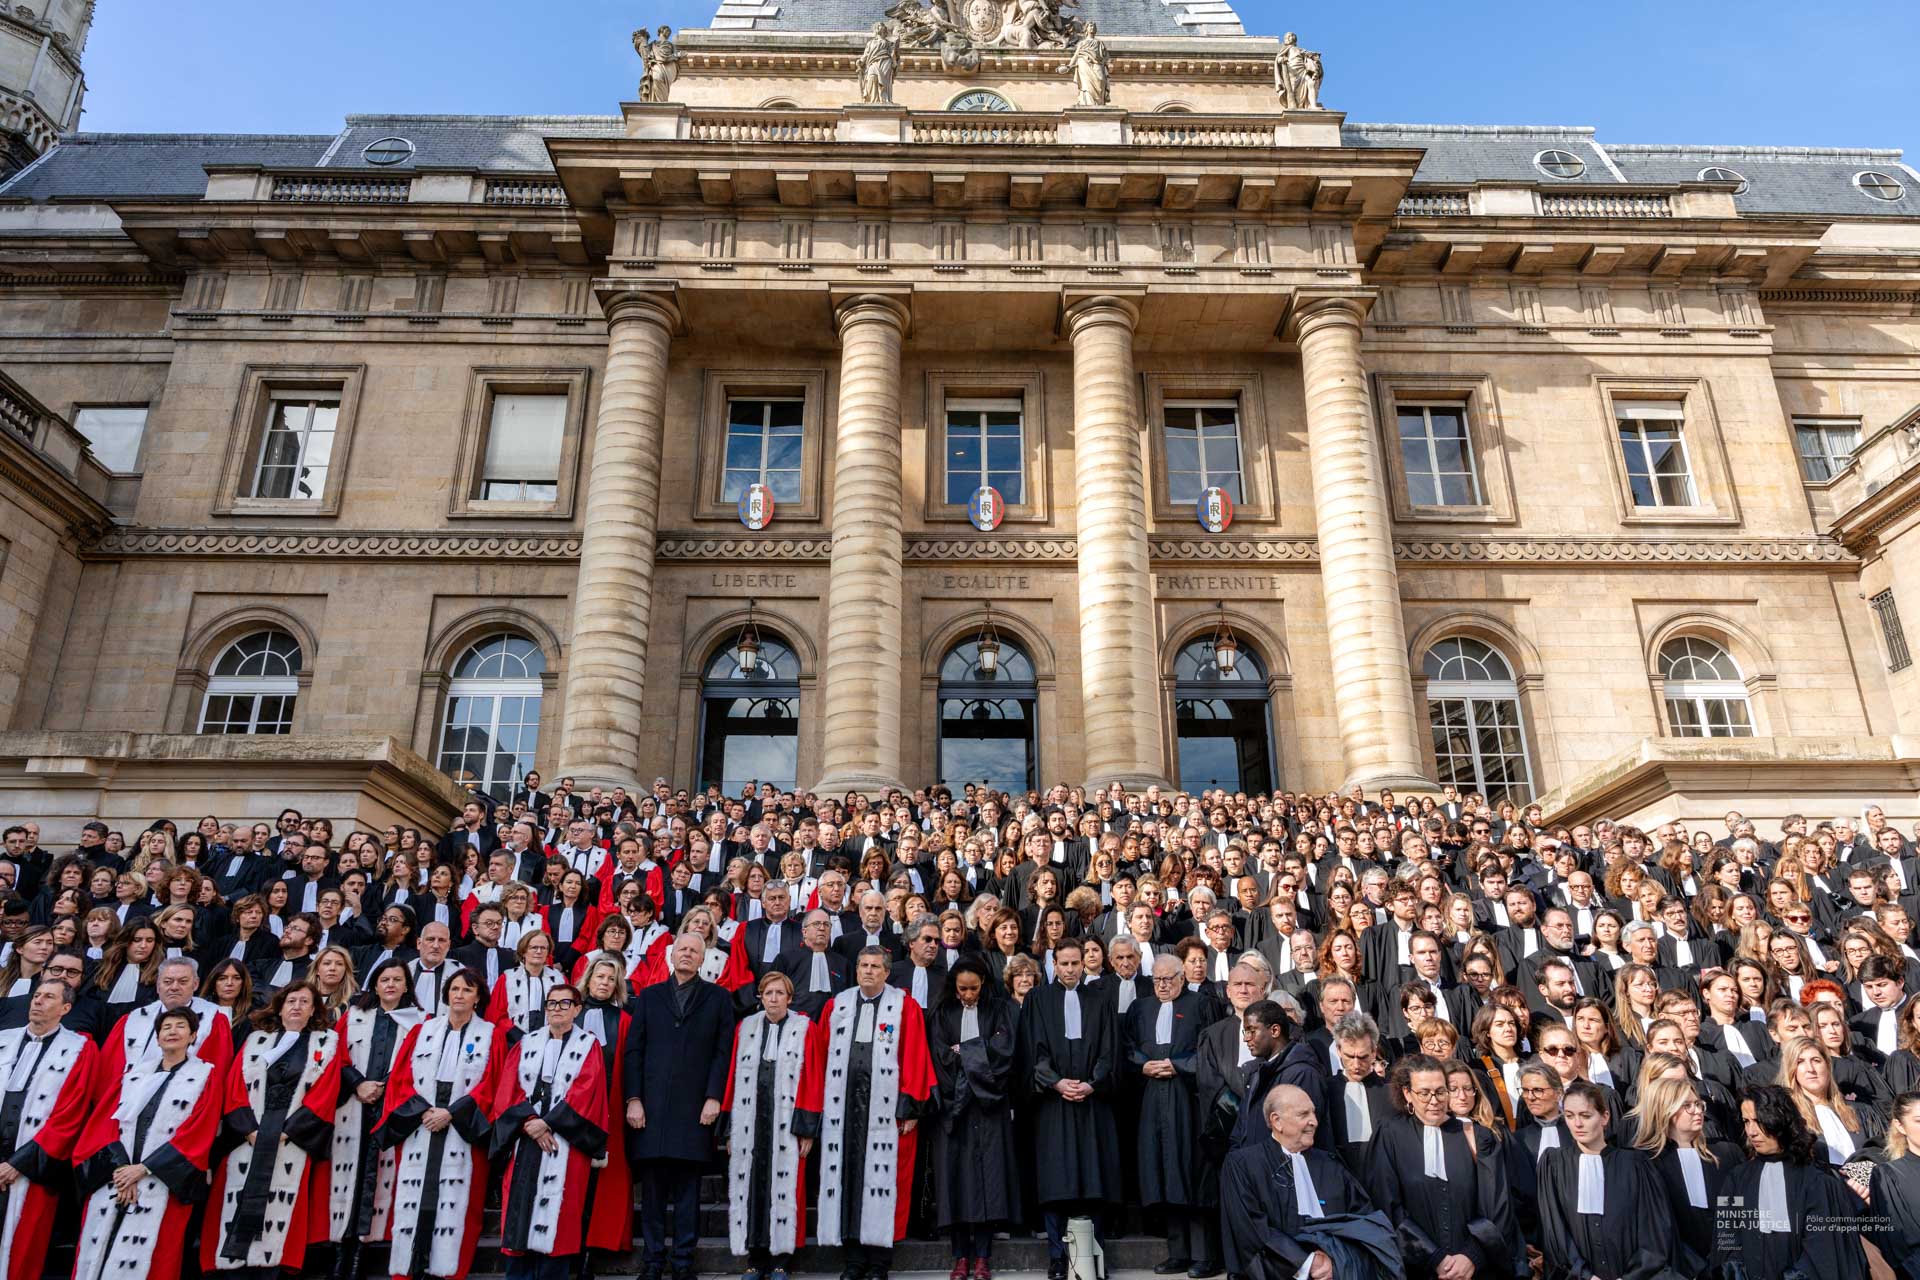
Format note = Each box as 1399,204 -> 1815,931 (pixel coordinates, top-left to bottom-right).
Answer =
1155,1261 -> 1192,1276
840,1267 -> 866,1280
1189,1263 -> 1224,1278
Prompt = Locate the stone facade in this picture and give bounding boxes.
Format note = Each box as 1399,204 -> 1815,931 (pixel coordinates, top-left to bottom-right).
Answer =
0,0 -> 1917,836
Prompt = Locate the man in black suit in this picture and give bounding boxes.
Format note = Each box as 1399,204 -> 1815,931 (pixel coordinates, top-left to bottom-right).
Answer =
844,810 -> 894,863
835,889 -> 904,965
280,844 -> 340,917
434,797 -> 502,869
624,932 -> 734,1280
774,909 -> 852,1018
887,913 -> 950,1010
208,824 -> 272,898
736,879 -> 804,980
1322,1010 -> 1392,1177
452,902 -> 519,989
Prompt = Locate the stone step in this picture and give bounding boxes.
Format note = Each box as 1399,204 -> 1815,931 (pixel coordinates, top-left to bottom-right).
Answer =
467,1237 -> 1173,1275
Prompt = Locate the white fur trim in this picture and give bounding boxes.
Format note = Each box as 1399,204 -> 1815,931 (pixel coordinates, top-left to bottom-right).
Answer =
726,1013 -> 811,1256
329,1007 -> 427,1242
499,969 -> 561,1035
389,1017 -> 495,1278
210,1028 -> 337,1270
72,1061 -> 214,1280
0,1028 -> 86,1270
815,988 -> 904,1249
119,997 -> 222,1072
507,1029 -> 596,1255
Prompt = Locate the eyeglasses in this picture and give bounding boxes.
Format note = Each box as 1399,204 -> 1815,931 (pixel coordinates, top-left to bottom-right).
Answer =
1407,1087 -> 1446,1101
544,998 -> 577,1009
1540,1045 -> 1578,1056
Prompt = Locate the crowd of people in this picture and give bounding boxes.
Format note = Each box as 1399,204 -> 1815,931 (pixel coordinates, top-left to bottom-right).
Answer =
4,774 -> 1920,1280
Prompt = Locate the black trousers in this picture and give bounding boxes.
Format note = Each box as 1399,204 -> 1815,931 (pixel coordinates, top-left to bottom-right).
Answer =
950,1225 -> 995,1260
506,1254 -> 576,1280
637,1160 -> 702,1272
847,1242 -> 894,1275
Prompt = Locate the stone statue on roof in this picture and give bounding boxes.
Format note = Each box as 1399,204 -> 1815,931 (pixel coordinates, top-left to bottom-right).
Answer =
1273,32 -> 1324,111
858,21 -> 903,104
1057,21 -> 1110,106
635,24 -> 680,103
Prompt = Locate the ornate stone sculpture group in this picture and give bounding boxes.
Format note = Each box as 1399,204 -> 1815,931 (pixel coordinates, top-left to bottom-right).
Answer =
884,0 -> 1084,52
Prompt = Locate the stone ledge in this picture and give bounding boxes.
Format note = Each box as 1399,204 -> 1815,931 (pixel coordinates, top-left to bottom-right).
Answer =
1539,735 -> 1920,831
0,733 -> 467,843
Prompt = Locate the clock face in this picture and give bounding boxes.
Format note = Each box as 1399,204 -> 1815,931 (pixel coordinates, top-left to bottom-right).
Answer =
950,90 -> 1014,112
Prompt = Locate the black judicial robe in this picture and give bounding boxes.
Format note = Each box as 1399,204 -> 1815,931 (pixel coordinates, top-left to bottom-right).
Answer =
1020,979 -> 1121,1205
1218,1138 -> 1377,1280
1534,1144 -> 1678,1280
1121,991 -> 1204,1208
1363,1113 -> 1520,1280
1869,1152 -> 1920,1280
1507,1116 -> 1572,1248
1713,1156 -> 1867,1280
1650,1141 -> 1743,1278
925,998 -> 1021,1231
1322,1075 -> 1391,1177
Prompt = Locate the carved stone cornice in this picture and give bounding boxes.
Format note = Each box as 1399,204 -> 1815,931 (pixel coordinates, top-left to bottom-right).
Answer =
86,529 -> 582,562
1151,538 -> 1318,561
907,537 -> 1077,561
1392,536 -> 1856,566
656,536 -> 831,561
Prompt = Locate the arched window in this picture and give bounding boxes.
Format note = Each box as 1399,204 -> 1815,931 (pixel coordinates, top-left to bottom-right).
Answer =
1423,637 -> 1533,805
1173,637 -> 1275,794
200,630 -> 302,735
437,634 -> 546,801
699,634 -> 800,793
1659,637 -> 1753,737
938,638 -> 1037,793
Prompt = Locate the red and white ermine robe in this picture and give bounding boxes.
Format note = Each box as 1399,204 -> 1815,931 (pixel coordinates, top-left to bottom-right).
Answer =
723,1009 -> 824,1258
808,986 -> 935,1249
101,996 -> 234,1080
328,1005 -> 428,1245
374,1015 -> 507,1280
491,1026 -> 610,1263
490,966 -> 563,1038
0,1025 -> 97,1280
71,1055 -> 222,1280
203,1024 -> 343,1273
578,997 -> 634,1253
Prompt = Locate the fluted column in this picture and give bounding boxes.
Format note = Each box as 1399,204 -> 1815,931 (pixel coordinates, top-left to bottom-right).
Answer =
556,287 -> 680,789
1066,296 -> 1168,790
815,295 -> 911,796
1295,296 -> 1431,791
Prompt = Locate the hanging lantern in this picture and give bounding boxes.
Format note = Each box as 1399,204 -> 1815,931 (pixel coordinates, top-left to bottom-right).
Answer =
735,599 -> 763,674
1211,602 -> 1239,675
975,600 -> 1002,676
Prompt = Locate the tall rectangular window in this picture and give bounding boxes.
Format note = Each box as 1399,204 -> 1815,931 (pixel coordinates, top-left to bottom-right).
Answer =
1615,402 -> 1696,507
71,405 -> 149,474
723,398 -> 804,503
1873,589 -> 1914,673
251,394 -> 339,500
1792,416 -> 1861,483
478,393 -> 565,501
1164,401 -> 1243,505
1397,404 -> 1481,506
944,399 -> 1023,506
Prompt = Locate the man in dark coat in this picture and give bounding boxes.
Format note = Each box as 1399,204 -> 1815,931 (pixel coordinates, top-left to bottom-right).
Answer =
434,797 -> 502,869
774,909 -> 853,1019
624,931 -> 733,1280
1021,937 -> 1121,1280
1229,999 -> 1325,1151
1220,1084 -> 1398,1280
1124,955 -> 1214,1277
1324,1011 -> 1392,1177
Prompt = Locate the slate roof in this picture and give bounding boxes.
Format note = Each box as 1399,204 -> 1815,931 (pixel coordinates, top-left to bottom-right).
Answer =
703,0 -> 1247,39
2,112 -> 1914,221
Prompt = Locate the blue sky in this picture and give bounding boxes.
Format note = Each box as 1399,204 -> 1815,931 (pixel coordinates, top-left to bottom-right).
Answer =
82,0 -> 1919,149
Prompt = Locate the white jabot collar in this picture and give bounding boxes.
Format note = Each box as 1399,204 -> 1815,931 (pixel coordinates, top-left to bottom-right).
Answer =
1421,1123 -> 1447,1180
1576,1152 -> 1606,1215
1756,1161 -> 1792,1234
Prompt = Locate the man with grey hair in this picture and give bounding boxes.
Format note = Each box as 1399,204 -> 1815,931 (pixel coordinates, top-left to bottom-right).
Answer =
836,888 -> 904,966
1325,1012 -> 1389,1175
1127,954 -> 1214,1275
887,913 -> 947,1009
102,955 -> 232,1076
1107,935 -> 1149,1015
737,877 -> 800,985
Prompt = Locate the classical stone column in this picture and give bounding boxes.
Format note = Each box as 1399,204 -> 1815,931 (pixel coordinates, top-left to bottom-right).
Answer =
556,286 -> 680,789
1294,295 -> 1431,791
1066,295 -> 1168,790
814,294 -> 911,796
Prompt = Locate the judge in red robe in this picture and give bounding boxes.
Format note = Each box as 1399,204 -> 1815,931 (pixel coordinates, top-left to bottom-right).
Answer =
723,970 -> 824,1277
99,958 -> 234,1082
0,978 -> 99,1280
576,956 -> 636,1255
492,982 -> 610,1280
204,979 -> 344,1277
374,967 -> 507,1280
808,946 -> 935,1280
73,1006 -> 223,1280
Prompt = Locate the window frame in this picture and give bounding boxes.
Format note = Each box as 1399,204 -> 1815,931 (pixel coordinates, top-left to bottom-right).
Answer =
436,634 -> 547,801
197,630 -> 303,736
1372,374 -> 1516,525
1871,589 -> 1914,674
1421,637 -> 1536,805
721,395 -> 807,508
1397,401 -> 1483,508
250,392 -> 342,503
1143,373 -> 1276,524
942,396 -> 1026,509
1595,378 -> 1740,526
215,364 -> 366,517
1790,415 -> 1861,486
448,367 -> 590,519
1656,637 -> 1755,739
1615,403 -> 1698,509
922,371 -> 1050,525
70,403 -> 151,476
693,369 -> 827,523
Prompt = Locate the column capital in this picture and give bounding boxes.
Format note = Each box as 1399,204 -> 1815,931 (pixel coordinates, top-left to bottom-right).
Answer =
1286,291 -> 1373,341
1061,291 -> 1141,338
831,289 -> 912,338
593,281 -> 684,333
